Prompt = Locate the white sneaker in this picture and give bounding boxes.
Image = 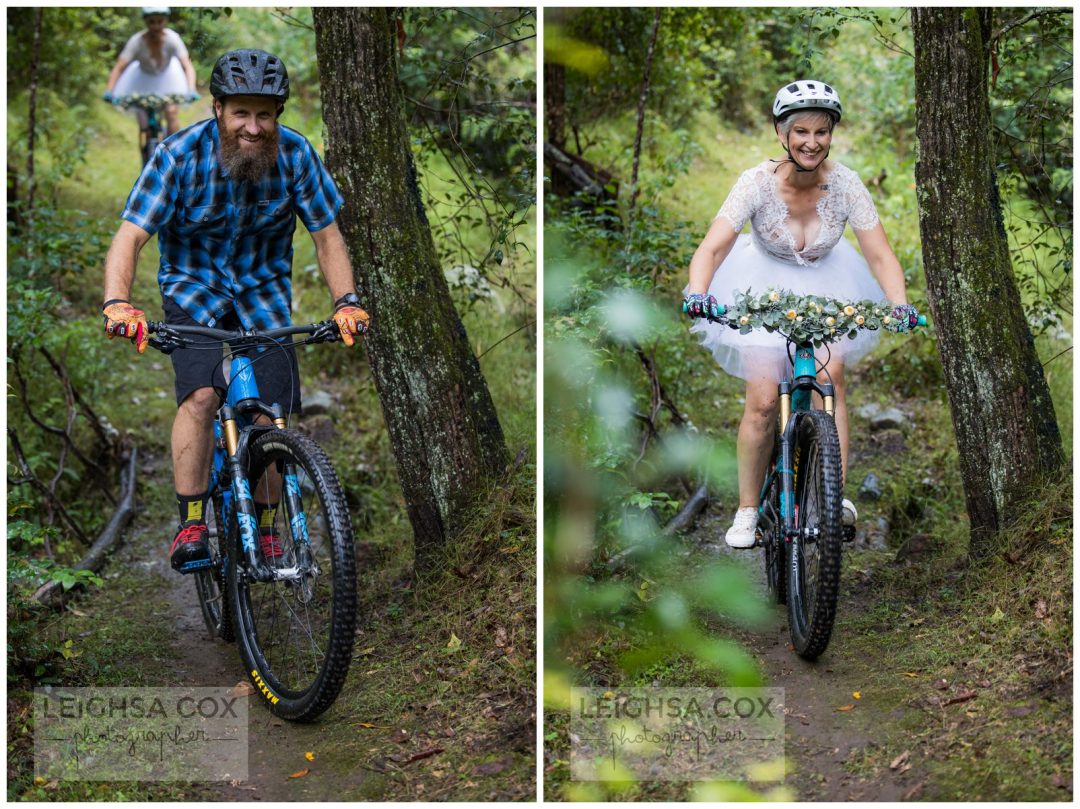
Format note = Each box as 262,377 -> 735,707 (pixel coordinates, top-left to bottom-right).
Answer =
725,508 -> 759,549
842,498 -> 858,526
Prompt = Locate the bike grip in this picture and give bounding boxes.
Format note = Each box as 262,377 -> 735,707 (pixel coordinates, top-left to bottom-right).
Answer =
681,301 -> 688,314
917,315 -> 927,327
716,304 -> 726,316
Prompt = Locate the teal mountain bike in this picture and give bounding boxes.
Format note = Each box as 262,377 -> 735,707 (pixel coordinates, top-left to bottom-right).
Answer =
149,320 -> 358,721
110,92 -> 187,166
692,295 -> 925,659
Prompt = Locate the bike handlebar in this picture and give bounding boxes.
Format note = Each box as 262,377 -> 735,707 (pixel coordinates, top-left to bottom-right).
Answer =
147,320 -> 341,352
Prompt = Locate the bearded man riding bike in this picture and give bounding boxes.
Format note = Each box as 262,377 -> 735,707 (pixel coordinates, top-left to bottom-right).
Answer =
101,48 -> 370,573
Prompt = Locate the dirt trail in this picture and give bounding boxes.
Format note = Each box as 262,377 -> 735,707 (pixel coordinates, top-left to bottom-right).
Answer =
696,510 -> 921,801
118,459 -> 370,801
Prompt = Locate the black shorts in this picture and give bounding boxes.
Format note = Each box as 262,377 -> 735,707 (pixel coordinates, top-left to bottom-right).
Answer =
163,296 -> 303,415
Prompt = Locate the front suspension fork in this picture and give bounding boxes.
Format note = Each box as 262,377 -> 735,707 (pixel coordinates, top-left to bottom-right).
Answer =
222,409 -> 314,582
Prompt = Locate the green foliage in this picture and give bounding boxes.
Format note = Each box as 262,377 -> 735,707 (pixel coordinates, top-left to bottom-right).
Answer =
545,223 -> 761,710
7,502 -> 104,686
549,8 -> 806,129
990,9 -> 1073,333
399,9 -> 536,299
8,204 -> 110,312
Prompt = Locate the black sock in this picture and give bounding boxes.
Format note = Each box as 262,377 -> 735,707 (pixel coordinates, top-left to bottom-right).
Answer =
255,502 -> 278,534
177,492 -> 208,527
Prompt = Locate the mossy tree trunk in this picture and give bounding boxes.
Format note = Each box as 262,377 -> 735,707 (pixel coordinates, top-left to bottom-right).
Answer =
911,8 -> 1062,559
313,8 -> 510,565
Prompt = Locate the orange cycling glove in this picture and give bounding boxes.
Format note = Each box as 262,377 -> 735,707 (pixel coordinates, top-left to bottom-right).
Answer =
331,293 -> 370,347
102,300 -> 149,354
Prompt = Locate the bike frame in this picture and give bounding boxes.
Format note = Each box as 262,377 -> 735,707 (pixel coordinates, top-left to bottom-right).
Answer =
210,353 -> 315,585
759,342 -> 836,543
138,106 -> 164,166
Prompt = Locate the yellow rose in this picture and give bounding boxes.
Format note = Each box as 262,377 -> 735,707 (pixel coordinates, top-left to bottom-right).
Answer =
843,305 -> 856,316
825,316 -> 836,327
855,315 -> 866,325
768,291 -> 781,302
883,316 -> 892,325
830,327 -> 836,335
786,309 -> 798,320
739,316 -> 750,325
796,316 -> 804,323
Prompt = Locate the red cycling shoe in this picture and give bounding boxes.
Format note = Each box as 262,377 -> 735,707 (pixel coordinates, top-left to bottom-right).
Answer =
170,523 -> 211,573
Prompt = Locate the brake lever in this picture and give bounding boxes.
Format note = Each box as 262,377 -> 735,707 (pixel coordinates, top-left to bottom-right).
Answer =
146,322 -> 187,354
312,320 -> 342,343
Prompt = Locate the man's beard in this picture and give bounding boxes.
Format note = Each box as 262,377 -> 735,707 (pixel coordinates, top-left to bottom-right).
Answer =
218,117 -> 280,183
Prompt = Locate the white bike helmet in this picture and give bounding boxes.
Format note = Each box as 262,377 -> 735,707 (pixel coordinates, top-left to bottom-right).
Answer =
772,80 -> 842,122
142,7 -> 171,17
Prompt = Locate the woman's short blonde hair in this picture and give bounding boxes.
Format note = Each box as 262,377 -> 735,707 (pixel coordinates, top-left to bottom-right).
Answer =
775,110 -> 837,137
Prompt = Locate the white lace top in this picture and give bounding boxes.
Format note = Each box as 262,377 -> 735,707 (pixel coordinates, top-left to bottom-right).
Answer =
119,29 -> 189,75
716,161 -> 880,267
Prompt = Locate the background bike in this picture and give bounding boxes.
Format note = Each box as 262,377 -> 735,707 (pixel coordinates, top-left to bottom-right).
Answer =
149,319 -> 358,721
694,292 -> 924,660
111,92 -> 186,166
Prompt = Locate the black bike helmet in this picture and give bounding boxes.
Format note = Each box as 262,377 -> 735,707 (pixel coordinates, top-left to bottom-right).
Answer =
210,49 -> 290,103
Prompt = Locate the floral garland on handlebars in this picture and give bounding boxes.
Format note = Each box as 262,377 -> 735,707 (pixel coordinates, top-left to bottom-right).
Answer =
114,92 -> 191,111
691,287 -> 921,346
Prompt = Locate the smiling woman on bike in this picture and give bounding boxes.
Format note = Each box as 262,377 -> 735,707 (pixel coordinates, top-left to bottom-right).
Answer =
103,7 -> 198,135
683,80 -> 916,549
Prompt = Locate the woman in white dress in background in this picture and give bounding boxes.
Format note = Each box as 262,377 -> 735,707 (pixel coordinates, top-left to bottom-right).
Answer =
682,80 -> 917,548
104,7 -> 198,135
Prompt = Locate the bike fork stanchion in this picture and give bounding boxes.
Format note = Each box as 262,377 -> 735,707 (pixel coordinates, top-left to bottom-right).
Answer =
269,404 -> 314,567
777,381 -> 795,535
221,405 -> 273,583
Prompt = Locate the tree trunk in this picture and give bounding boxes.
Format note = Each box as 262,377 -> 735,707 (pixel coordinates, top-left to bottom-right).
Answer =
628,8 -> 662,214
544,61 -> 566,152
911,8 -> 1062,559
25,7 -> 43,224
312,8 -> 510,566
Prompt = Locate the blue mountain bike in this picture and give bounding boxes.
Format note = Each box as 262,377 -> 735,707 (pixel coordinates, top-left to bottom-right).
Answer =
693,295 -> 924,659
149,320 -> 358,721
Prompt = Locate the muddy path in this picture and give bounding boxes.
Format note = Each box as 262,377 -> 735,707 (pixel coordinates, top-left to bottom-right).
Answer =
105,440 -> 536,803
117,452 -> 370,801
696,509 -> 922,802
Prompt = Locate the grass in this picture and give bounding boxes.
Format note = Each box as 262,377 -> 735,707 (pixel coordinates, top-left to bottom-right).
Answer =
7,546 -> 216,802
309,462 -> 537,800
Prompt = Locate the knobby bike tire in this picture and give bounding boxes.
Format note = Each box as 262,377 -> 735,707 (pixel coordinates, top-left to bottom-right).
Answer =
229,429 -> 357,722
787,409 -> 843,660
762,427 -> 786,606
194,488 -> 234,643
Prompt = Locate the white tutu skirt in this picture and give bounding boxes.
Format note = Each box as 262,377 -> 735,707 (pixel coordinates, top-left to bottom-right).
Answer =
113,57 -> 188,97
688,233 -> 885,382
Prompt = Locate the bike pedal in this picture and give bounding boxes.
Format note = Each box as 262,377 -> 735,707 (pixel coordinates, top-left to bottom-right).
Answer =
178,559 -> 213,573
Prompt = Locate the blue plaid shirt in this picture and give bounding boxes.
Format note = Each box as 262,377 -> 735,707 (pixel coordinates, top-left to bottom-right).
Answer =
121,118 -> 343,329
